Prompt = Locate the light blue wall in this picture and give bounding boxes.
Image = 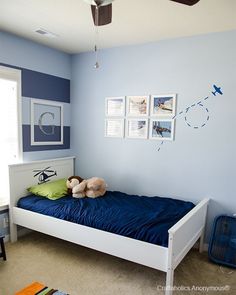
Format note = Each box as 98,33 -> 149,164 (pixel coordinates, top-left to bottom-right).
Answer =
0,31 -> 71,79
71,30 -> 236,241
0,31 -> 72,161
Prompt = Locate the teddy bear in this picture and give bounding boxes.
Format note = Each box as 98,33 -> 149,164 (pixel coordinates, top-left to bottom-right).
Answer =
66,176 -> 107,198
66,176 -> 84,195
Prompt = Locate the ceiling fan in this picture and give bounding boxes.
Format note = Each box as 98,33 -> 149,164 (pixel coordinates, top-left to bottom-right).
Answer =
83,0 -> 200,26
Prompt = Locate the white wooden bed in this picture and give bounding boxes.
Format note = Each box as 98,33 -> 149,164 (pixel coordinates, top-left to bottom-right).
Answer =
9,157 -> 209,295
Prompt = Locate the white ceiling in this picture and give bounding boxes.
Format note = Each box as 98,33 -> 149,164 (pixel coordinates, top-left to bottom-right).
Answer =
0,0 -> 235,54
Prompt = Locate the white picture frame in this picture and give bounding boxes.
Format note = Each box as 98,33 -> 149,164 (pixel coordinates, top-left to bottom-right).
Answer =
105,97 -> 125,117
150,94 -> 176,117
126,118 -> 148,139
149,119 -> 175,141
126,96 -> 149,117
31,98 -> 64,146
105,118 -> 124,138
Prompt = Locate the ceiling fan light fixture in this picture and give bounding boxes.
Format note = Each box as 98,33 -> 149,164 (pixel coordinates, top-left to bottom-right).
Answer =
83,0 -> 114,7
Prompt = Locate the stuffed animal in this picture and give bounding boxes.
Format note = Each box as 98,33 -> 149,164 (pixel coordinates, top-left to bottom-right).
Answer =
66,176 -> 84,195
66,176 -> 107,198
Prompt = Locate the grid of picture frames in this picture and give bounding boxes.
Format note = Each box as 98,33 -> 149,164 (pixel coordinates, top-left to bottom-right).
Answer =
105,94 -> 176,140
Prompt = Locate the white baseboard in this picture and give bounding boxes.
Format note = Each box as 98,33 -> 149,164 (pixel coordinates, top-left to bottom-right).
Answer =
4,228 -> 32,243
203,243 -> 209,251
3,235 -> 9,242
193,241 -> 208,252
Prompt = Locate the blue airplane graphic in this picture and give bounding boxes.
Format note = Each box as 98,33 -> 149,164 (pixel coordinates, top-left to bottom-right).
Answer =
212,85 -> 223,96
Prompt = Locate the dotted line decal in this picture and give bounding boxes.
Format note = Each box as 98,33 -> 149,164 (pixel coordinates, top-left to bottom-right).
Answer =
157,141 -> 164,152
157,85 -> 223,152
184,103 -> 210,129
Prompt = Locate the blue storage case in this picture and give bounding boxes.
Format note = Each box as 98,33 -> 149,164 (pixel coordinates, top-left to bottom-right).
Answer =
208,215 -> 236,268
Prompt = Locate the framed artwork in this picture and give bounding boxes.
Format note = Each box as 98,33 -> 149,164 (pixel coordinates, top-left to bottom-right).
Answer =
105,97 -> 125,117
149,119 -> 175,141
150,94 -> 176,117
105,118 -> 124,138
31,99 -> 64,145
126,119 -> 148,139
126,96 -> 149,116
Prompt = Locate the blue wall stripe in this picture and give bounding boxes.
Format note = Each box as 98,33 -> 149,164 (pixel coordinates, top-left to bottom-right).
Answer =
22,125 -> 70,152
0,62 -> 70,103
34,125 -> 62,142
22,69 -> 70,102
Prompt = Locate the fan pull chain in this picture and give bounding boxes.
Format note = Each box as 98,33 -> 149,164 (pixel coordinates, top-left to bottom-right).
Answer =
94,5 -> 100,69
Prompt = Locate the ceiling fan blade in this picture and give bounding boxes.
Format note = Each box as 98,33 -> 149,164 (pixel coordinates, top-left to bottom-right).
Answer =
170,0 -> 200,5
91,3 -> 112,26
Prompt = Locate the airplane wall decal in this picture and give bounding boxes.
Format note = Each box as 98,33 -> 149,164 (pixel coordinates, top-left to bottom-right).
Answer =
157,84 -> 224,152
212,85 -> 223,96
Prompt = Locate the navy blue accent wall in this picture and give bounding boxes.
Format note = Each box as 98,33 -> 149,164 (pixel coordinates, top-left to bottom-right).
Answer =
23,125 -> 70,151
0,62 -> 70,102
0,62 -> 70,152
22,69 -> 70,102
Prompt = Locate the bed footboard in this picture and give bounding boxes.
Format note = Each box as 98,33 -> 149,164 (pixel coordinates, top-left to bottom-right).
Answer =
165,198 -> 209,295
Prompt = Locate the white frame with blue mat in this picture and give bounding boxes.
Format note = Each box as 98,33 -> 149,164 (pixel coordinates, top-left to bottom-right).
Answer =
8,157 -> 209,295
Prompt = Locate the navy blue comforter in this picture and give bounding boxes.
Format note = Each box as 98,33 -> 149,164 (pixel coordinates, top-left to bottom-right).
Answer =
17,191 -> 194,247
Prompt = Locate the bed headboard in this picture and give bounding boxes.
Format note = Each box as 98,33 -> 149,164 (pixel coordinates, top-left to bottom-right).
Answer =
9,157 -> 75,208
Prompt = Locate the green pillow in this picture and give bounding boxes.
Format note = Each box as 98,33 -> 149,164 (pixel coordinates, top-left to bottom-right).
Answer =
28,178 -> 68,200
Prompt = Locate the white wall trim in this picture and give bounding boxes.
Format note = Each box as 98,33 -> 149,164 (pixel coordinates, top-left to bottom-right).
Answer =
0,65 -> 23,163
4,228 -> 32,243
193,241 -> 208,252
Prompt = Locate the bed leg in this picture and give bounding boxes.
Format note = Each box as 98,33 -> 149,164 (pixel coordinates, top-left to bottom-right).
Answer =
165,268 -> 174,295
10,223 -> 17,243
199,228 -> 205,253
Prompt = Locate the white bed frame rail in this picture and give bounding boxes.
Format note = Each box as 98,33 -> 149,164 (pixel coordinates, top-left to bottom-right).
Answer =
8,157 -> 209,295
12,207 -> 169,271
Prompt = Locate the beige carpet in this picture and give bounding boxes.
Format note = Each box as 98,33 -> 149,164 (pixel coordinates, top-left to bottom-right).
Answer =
0,233 -> 235,295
